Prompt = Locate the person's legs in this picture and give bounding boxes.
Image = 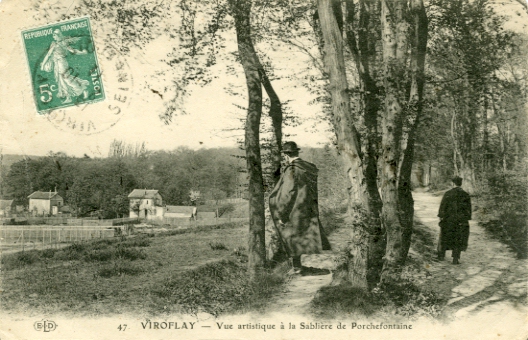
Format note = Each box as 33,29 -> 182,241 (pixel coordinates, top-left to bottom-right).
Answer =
287,256 -> 302,275
452,249 -> 461,264
437,246 -> 446,260
292,256 -> 302,270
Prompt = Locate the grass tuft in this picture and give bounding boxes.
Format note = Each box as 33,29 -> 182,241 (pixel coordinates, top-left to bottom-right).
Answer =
1,251 -> 41,270
97,261 -> 145,278
311,277 -> 443,320
154,260 -> 285,316
2,236 -> 151,268
208,241 -> 228,250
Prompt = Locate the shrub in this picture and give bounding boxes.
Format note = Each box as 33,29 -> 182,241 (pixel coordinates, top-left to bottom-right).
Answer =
155,260 -> 285,316
208,241 -> 228,250
479,169 -> 527,258
41,248 -> 58,259
311,278 -> 443,320
120,237 -> 151,248
53,243 -> 86,261
218,203 -> 235,217
90,238 -> 120,249
97,261 -> 145,278
67,242 -> 86,253
1,251 -> 41,270
85,249 -> 114,262
115,247 -> 147,261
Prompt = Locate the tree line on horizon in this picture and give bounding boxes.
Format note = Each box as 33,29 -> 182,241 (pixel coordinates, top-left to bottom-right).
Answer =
1,143 -> 350,220
20,0 -> 528,285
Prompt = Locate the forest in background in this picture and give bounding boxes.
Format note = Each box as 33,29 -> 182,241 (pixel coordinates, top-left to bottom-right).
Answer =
0,142 -> 349,220
1,0 -> 526,289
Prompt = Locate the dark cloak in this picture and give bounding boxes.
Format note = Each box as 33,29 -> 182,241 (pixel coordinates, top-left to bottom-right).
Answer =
268,158 -> 330,257
437,186 -> 472,252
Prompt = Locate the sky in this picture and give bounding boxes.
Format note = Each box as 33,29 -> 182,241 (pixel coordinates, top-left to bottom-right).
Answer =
0,0 -> 332,157
1,0 -> 526,157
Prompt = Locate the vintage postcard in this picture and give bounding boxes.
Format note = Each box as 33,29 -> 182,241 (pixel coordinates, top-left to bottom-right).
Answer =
0,0 -> 527,340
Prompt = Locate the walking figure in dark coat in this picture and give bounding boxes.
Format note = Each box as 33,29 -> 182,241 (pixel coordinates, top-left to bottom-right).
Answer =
437,176 -> 472,264
269,142 -> 331,274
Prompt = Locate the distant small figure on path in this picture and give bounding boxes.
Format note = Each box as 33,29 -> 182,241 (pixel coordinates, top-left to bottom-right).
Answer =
437,176 -> 472,264
268,141 -> 331,275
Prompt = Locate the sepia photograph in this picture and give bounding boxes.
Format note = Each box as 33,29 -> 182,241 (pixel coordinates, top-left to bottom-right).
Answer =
0,0 -> 527,339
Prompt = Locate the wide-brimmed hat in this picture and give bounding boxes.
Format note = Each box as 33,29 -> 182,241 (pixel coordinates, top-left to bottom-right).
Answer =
452,176 -> 463,186
282,141 -> 300,153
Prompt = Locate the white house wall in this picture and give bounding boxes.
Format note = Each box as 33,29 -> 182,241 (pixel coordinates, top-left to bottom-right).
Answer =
29,199 -> 50,216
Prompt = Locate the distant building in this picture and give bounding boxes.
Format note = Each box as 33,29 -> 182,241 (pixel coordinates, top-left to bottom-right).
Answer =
28,191 -> 64,216
165,205 -> 197,219
59,205 -> 72,215
0,199 -> 14,217
128,189 -> 164,220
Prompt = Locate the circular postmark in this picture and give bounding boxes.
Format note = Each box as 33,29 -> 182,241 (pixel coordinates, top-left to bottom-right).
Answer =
45,43 -> 133,135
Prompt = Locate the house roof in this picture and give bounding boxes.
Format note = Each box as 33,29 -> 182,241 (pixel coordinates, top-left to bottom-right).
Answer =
28,191 -> 63,200
128,189 -> 160,199
0,200 -> 14,210
165,205 -> 196,215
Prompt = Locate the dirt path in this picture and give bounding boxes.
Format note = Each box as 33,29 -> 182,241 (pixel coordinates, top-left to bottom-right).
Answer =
261,191 -> 527,330
261,226 -> 347,318
413,192 -> 527,329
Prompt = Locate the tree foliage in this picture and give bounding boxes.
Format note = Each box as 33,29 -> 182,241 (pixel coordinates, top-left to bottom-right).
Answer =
4,144 -> 244,218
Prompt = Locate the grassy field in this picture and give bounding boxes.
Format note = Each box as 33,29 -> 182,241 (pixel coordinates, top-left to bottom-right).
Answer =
0,222 -> 286,317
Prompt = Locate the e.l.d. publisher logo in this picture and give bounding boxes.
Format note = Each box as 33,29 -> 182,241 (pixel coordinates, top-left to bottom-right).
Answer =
34,320 -> 57,332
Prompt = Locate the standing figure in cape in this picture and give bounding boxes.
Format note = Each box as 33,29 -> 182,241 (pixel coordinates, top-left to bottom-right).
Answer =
40,29 -> 90,104
437,176 -> 472,264
268,141 -> 331,274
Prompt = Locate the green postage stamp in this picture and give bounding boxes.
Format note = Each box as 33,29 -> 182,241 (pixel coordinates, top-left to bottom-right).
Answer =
21,17 -> 105,114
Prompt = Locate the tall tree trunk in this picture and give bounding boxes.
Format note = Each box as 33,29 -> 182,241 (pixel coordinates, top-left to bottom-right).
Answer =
318,0 -> 377,290
482,93 -> 490,171
260,70 -> 283,186
344,0 -> 385,286
379,0 -> 408,282
398,0 -> 428,263
229,0 -> 266,278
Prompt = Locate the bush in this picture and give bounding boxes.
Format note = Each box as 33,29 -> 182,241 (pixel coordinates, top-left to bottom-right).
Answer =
120,236 -> 151,248
115,247 -> 147,261
41,248 -> 58,259
218,203 -> 235,217
85,249 -> 114,262
1,251 -> 41,270
208,241 -> 228,250
479,169 -> 527,258
155,260 -> 285,316
97,261 -> 145,278
2,237 -> 149,270
311,277 -> 443,320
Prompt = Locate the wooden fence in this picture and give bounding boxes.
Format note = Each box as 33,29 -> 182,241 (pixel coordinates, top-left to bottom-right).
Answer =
1,217 -> 139,226
0,225 -> 115,253
153,217 -> 248,227
202,198 -> 247,205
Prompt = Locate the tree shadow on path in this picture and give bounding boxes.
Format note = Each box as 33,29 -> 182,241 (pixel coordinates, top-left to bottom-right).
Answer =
413,192 -> 527,322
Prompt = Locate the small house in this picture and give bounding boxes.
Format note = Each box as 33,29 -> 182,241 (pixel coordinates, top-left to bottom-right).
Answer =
28,191 -> 64,216
0,199 -> 14,217
165,205 -> 197,219
128,189 -> 164,220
